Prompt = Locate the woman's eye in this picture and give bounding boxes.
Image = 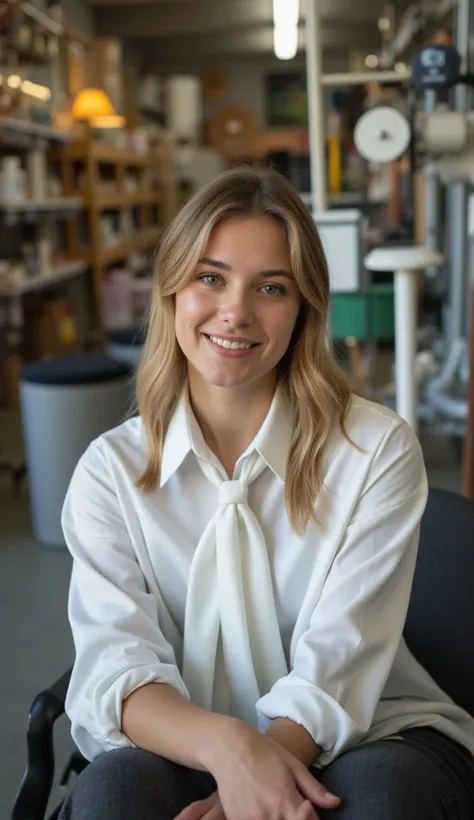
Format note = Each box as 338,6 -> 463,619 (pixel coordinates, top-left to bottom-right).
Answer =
199,274 -> 221,286
261,283 -> 285,296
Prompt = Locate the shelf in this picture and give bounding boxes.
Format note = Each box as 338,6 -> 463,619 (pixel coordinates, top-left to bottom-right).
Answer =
0,260 -> 88,298
0,117 -> 70,145
0,197 -> 83,220
95,190 -> 162,209
64,142 -> 163,167
99,230 -> 162,265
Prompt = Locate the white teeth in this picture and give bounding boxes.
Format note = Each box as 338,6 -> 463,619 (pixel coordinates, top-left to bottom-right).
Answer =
209,336 -> 252,350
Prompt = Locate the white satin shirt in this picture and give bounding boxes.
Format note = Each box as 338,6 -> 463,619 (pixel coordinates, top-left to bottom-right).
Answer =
62,388 -> 474,765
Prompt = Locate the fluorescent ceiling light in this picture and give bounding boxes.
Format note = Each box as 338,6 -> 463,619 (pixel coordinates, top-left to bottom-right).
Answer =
274,24 -> 298,60
273,0 -> 299,29
21,80 -> 51,101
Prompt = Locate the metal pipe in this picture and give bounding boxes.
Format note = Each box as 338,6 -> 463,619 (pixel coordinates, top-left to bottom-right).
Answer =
321,69 -> 410,87
305,0 -> 326,212
394,269 -> 418,432
423,89 -> 440,278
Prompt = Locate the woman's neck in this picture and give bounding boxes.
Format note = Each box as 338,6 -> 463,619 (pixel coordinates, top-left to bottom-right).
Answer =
188,370 -> 277,477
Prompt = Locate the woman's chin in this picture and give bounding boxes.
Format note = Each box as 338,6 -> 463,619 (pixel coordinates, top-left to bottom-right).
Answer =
192,362 -> 254,389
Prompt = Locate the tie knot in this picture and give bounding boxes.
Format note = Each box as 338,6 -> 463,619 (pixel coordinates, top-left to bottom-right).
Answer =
219,480 -> 247,505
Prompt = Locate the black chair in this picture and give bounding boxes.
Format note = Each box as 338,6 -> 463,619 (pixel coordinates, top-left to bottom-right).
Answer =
11,487 -> 474,820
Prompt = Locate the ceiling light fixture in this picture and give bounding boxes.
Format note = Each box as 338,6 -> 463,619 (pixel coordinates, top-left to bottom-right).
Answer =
21,80 -> 51,101
274,24 -> 299,60
273,0 -> 299,60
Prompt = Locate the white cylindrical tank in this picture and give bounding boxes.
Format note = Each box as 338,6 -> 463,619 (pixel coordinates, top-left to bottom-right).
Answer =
166,75 -> 202,141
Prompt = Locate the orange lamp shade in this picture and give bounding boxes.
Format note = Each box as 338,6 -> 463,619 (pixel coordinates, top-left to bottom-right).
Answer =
72,88 -> 117,121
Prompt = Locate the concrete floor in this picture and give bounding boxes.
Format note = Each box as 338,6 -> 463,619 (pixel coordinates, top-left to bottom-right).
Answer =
0,404 -> 465,819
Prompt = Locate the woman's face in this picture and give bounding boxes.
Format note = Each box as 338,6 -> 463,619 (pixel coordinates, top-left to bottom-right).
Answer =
174,216 -> 301,391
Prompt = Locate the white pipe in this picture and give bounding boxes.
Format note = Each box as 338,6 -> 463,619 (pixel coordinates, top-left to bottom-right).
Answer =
394,269 -> 418,431
321,69 -> 411,87
305,0 -> 326,212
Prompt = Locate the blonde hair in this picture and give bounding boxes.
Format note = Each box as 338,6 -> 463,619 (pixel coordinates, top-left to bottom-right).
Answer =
136,165 -> 352,533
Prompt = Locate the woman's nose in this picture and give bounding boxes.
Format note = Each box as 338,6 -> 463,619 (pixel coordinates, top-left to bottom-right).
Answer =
219,289 -> 254,327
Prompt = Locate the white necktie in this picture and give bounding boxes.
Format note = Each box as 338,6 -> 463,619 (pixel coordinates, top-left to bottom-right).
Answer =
183,450 -> 288,726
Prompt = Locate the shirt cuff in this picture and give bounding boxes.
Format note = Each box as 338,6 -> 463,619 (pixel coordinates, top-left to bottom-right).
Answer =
256,676 -> 363,767
67,662 -> 190,761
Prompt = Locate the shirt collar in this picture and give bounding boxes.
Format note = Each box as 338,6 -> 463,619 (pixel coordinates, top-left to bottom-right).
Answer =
160,383 -> 291,487
160,388 -> 205,487
242,383 -> 290,482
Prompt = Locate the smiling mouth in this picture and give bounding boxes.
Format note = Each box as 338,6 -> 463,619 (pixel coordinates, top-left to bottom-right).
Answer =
205,335 -> 259,351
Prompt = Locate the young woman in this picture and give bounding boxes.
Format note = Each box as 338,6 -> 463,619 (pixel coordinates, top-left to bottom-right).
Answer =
59,167 -> 474,820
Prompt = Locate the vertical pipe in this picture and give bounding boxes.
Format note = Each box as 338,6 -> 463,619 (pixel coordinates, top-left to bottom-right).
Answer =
446,0 -> 471,348
423,89 -> 439,278
394,269 -> 418,432
305,0 -> 327,213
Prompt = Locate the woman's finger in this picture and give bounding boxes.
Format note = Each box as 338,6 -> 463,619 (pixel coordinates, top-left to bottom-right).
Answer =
292,765 -> 341,810
174,793 -> 220,820
201,802 -> 227,820
294,799 -> 319,820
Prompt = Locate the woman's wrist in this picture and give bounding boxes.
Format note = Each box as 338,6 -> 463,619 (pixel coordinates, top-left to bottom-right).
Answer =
265,718 -> 321,768
198,715 -> 251,774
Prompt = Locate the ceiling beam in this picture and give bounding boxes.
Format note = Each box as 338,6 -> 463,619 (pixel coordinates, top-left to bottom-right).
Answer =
125,25 -> 379,62
141,51 -> 352,75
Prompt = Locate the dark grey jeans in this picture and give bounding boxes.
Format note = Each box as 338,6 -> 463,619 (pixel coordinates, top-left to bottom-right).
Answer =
59,728 -> 474,820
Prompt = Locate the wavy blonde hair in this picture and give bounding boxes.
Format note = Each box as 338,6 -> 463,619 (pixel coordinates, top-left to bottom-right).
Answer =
136,165 -> 352,533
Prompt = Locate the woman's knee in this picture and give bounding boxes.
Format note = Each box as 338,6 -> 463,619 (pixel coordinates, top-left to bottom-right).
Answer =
59,747 -> 214,820
317,739 -> 451,820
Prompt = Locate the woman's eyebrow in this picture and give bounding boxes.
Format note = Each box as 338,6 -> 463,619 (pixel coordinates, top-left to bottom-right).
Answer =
198,257 -> 293,279
198,257 -> 231,270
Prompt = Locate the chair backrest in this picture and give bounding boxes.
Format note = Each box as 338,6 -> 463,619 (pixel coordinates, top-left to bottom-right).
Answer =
404,487 -> 474,717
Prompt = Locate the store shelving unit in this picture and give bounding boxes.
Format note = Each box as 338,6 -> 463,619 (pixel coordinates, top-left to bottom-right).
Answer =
0,259 -> 88,297
0,115 -> 87,283
56,128 -> 175,320
0,196 -> 82,220
0,117 -> 69,146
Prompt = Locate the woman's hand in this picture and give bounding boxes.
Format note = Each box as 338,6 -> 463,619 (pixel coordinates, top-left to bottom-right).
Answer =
200,722 -> 340,820
174,792 -> 224,820
175,792 -> 319,820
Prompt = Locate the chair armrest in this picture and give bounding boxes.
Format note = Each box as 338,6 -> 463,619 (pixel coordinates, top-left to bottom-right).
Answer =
11,668 -> 73,820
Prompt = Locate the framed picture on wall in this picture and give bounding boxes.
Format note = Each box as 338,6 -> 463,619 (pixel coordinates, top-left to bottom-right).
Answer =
265,72 -> 308,127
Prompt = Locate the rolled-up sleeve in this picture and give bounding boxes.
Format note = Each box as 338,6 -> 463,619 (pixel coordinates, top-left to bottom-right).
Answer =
256,419 -> 428,766
62,440 -> 190,761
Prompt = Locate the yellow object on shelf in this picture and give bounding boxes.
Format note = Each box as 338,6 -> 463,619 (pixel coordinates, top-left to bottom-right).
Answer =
72,88 -> 124,128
